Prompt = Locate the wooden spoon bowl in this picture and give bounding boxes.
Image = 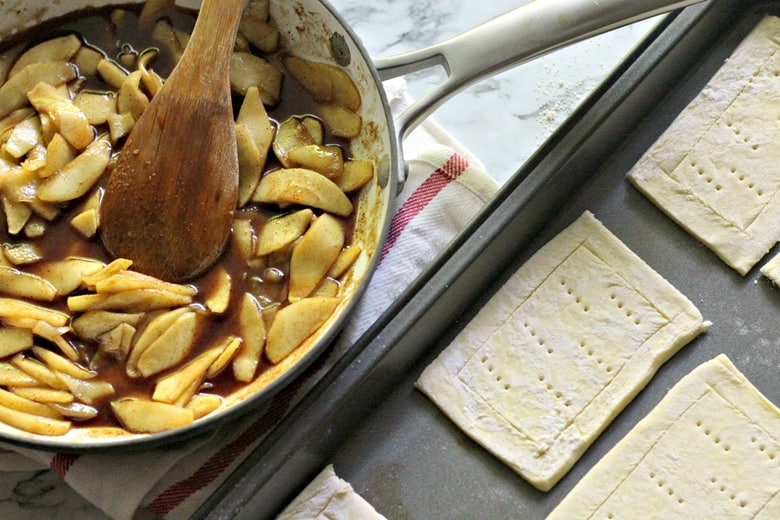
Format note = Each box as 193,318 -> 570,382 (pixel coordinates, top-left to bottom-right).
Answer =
100,0 -> 247,282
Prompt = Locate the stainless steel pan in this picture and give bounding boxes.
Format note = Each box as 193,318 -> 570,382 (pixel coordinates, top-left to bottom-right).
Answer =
0,0 -> 702,450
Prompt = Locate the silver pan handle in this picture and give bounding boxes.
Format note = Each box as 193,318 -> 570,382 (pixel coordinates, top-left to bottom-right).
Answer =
374,0 -> 704,141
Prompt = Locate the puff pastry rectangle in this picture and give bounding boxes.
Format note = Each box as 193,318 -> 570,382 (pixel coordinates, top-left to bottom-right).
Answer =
416,211 -> 709,491
276,465 -> 386,519
548,355 -> 780,519
761,251 -> 780,285
628,16 -> 780,275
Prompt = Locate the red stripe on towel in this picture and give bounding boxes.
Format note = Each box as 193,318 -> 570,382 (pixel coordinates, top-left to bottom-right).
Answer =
381,153 -> 468,259
146,384 -> 298,516
51,453 -> 79,478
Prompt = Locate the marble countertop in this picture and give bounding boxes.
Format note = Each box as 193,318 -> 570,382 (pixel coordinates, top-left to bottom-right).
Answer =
330,0 -> 661,185
0,1 -> 661,518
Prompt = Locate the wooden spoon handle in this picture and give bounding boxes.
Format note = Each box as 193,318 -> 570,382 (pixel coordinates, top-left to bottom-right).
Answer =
172,0 -> 247,91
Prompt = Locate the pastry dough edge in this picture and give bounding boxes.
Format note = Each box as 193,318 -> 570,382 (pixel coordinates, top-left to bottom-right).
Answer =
275,464 -> 387,519
547,354 -> 780,519
626,16 -> 780,275
415,211 -> 709,492
760,250 -> 780,284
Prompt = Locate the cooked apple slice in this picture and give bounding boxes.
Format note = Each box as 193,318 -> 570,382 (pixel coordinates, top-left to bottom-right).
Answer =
0,327 -> 33,358
238,14 -> 279,53
151,19 -> 186,64
111,398 -> 194,433
27,82 -> 93,150
125,308 -> 188,371
26,199 -> 60,224
231,218 -> 255,262
4,115 -> 42,158
232,293 -> 267,382
70,208 -> 99,238
10,386 -> 74,405
79,185 -> 103,213
8,34 -> 82,78
72,310 -> 143,341
288,214 -> 344,301
172,379 -> 201,407
301,117 -> 324,145
244,0 -> 271,19
256,209 -> 313,256
81,258 -> 133,285
96,58 -> 128,90
0,402 -> 71,435
185,393 -> 222,419
30,320 -> 78,361
138,0 -> 173,24
0,361 -> 38,387
40,133 -> 77,178
20,145 -> 47,174
265,297 -> 340,364
32,346 -> 95,381
96,322 -> 135,361
0,388 -> 63,419
1,196 -> 32,235
201,268 -> 230,315
312,278 -> 339,298
2,242 -> 42,266
36,257 -> 103,296
0,298 -> 69,327
93,270 -> 197,297
137,50 -> 164,97
316,103 -> 362,139
236,86 -> 274,161
206,335 -> 242,379
11,354 -> 69,390
0,266 -> 58,301
272,116 -> 320,168
74,91 -> 118,126
72,46 -> 103,76
235,88 -> 275,207
117,70 -> 149,120
0,108 -> 34,141
253,168 -> 353,217
339,160 -> 374,193
153,345 -> 223,404
57,372 -> 114,405
282,55 -> 361,111
0,61 -> 78,119
287,144 -> 344,180
126,308 -> 197,377
107,111 -> 135,144
37,137 -> 111,202
49,401 -> 98,421
0,158 -> 28,188
230,52 -> 282,105
328,245 -> 362,279
21,218 -> 46,239
135,310 -> 199,378
236,123 -> 263,208
67,288 -> 193,313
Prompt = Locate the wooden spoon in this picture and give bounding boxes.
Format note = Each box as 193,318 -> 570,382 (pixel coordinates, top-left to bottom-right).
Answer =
100,0 -> 248,282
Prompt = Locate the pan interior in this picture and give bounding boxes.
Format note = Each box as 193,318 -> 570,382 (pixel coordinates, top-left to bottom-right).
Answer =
0,0 -> 396,450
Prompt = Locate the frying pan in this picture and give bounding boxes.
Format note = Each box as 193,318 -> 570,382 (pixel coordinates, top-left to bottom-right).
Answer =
0,0 -> 702,450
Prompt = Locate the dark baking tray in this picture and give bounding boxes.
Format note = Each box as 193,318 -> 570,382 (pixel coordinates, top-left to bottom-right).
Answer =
196,0 -> 780,517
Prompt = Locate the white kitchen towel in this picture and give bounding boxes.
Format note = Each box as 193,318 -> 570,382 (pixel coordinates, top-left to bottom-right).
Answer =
0,79 -> 500,520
